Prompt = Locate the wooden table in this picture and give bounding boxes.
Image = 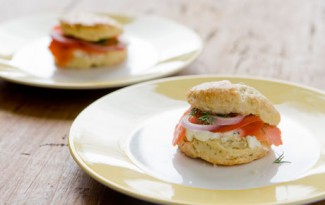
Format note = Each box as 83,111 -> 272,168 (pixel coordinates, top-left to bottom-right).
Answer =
1,0 -> 325,204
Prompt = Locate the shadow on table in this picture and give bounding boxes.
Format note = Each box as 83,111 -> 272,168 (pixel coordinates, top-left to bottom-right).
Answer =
0,80 -> 117,120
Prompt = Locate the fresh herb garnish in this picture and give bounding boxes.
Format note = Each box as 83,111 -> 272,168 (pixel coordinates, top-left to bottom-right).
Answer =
216,113 -> 229,118
190,108 -> 199,116
198,112 -> 214,125
273,152 -> 291,164
190,108 -> 214,125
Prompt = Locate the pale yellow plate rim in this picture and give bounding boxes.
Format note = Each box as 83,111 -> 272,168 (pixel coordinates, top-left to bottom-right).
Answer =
69,75 -> 325,205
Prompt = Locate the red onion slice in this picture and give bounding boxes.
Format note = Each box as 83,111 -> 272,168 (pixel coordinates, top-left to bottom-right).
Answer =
50,26 -> 77,44
181,115 -> 220,131
213,115 -> 244,126
181,113 -> 244,132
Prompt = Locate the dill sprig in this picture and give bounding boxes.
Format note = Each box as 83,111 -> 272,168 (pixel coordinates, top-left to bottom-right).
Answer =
273,152 -> 291,164
198,112 -> 214,125
190,108 -> 199,116
190,108 -> 214,125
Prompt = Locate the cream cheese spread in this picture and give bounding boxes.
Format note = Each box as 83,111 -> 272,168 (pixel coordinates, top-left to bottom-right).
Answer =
185,128 -> 261,149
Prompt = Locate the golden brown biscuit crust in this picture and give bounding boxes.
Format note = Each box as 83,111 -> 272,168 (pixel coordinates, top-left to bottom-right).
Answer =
60,12 -> 123,42
187,80 -> 280,125
178,134 -> 270,166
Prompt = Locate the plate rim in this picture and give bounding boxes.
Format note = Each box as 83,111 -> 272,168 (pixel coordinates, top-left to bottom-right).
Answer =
0,12 -> 203,89
68,75 -> 325,205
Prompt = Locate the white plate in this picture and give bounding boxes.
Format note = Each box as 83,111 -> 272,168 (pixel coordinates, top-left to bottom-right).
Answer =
0,12 -> 202,89
69,75 -> 325,205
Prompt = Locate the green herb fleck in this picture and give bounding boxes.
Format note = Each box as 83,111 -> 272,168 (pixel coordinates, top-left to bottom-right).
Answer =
189,108 -> 214,125
190,108 -> 199,116
273,152 -> 291,164
216,113 -> 229,117
198,111 -> 214,125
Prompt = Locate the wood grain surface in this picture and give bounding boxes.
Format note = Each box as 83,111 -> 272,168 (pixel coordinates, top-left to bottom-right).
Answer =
0,0 -> 325,204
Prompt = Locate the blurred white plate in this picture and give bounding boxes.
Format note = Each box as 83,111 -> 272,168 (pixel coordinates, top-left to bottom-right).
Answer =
69,75 -> 325,205
0,12 -> 202,89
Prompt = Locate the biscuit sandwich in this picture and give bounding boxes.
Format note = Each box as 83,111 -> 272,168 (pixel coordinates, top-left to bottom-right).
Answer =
173,80 -> 282,166
49,12 -> 127,69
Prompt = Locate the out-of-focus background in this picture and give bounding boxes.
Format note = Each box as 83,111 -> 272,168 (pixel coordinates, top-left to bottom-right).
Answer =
1,0 -> 325,204
1,0 -> 324,88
